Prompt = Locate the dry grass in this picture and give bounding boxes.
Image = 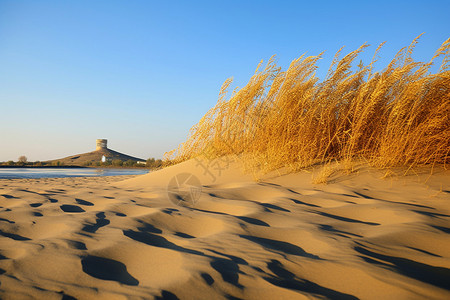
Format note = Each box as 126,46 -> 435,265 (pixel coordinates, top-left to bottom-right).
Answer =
166,35 -> 450,175
312,163 -> 337,184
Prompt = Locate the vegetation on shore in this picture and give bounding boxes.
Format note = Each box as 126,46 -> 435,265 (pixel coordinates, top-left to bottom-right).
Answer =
82,157 -> 163,169
0,157 -> 164,169
166,35 -> 450,174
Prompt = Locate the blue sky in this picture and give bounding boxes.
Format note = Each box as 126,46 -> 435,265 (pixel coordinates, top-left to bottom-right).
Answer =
0,0 -> 449,161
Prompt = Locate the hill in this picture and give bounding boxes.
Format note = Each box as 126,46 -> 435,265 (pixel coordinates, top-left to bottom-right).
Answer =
46,139 -> 145,166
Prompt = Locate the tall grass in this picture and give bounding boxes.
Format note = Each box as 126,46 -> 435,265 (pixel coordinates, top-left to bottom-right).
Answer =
166,36 -> 450,174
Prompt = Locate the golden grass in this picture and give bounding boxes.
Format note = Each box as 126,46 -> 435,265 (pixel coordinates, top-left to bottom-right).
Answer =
311,163 -> 337,184
166,35 -> 450,175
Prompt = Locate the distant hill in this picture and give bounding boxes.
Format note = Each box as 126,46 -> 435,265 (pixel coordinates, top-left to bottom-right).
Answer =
46,139 -> 145,166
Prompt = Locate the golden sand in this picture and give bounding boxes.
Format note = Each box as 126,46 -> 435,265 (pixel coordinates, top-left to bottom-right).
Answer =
0,160 -> 449,299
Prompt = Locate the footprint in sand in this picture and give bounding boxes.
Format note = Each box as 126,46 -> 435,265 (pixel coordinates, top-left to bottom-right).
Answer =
200,273 -> 214,285
260,203 -> 291,212
155,290 -> 179,300
0,229 -> 30,241
58,292 -> 77,300
209,257 -> 243,289
81,255 -> 139,286
0,194 -> 18,199
240,235 -> 321,259
263,259 -> 358,299
60,205 -> 85,213
174,232 -> 195,239
75,199 -> 94,206
66,240 -> 87,250
236,216 -> 270,227
82,212 -> 110,233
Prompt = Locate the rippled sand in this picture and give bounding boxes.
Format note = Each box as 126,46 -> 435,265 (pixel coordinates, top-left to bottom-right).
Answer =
0,159 -> 449,299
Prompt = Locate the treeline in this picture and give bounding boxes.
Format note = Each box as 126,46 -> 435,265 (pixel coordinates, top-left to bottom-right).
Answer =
0,156 -> 40,167
0,156 -> 165,169
82,158 -> 163,169
0,160 -> 65,167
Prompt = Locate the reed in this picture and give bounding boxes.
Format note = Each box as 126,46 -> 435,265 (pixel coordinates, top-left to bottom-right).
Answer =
167,35 -> 450,174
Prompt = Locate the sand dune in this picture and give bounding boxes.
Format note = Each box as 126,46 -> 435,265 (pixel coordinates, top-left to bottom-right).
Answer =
0,160 -> 449,299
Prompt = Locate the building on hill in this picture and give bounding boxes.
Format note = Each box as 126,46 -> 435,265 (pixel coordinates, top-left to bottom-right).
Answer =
47,139 -> 146,166
96,139 -> 108,150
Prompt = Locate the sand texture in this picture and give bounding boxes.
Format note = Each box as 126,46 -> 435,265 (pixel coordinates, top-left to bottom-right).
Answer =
0,160 -> 449,299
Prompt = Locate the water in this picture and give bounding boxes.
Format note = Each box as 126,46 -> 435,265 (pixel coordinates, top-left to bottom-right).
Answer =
0,168 -> 149,179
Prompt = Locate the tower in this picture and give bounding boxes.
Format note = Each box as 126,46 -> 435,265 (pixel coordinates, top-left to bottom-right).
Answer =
96,139 -> 108,150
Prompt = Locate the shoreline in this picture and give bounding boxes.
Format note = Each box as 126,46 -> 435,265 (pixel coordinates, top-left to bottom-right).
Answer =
0,165 -> 150,170
0,165 -> 87,169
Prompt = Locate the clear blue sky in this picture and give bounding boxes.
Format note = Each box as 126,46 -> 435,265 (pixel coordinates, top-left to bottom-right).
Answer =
1,0 -> 449,161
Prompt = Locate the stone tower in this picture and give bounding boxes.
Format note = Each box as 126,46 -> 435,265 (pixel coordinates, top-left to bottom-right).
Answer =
96,139 -> 108,151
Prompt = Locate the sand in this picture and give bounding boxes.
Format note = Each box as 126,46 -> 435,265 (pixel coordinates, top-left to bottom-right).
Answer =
0,158 -> 449,299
